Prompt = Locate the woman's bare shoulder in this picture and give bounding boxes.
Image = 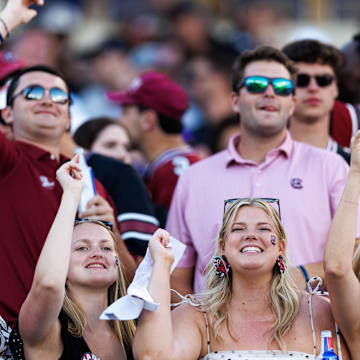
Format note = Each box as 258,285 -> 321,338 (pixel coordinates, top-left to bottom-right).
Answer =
172,302 -> 207,320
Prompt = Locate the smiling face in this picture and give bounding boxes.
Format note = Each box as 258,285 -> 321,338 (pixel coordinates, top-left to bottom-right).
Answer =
3,71 -> 70,143
292,62 -> 338,124
221,205 -> 284,275
232,60 -> 295,138
67,222 -> 118,290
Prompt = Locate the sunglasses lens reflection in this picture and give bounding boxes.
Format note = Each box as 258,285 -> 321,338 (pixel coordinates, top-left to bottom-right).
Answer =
245,77 -> 269,93
272,79 -> 294,95
23,86 -> 69,104
25,86 -> 44,100
50,88 -> 69,104
244,77 -> 293,96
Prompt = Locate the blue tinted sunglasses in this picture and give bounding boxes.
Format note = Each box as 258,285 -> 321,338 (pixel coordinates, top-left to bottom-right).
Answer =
237,76 -> 294,96
10,84 -> 71,105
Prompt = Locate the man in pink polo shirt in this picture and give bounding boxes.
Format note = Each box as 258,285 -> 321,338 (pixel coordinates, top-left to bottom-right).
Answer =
166,45 -> 352,295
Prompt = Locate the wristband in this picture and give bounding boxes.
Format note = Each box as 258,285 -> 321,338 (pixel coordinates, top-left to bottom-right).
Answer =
298,265 -> 309,284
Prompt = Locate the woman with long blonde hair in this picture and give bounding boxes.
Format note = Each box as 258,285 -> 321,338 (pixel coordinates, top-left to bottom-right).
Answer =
324,130 -> 360,358
9,156 -> 135,360
134,198 -> 349,360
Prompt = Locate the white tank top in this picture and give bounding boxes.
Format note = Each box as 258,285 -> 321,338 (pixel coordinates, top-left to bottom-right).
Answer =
174,277 -> 343,360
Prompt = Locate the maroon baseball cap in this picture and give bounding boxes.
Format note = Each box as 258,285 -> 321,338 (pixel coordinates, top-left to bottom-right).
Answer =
0,51 -> 25,82
107,72 -> 188,121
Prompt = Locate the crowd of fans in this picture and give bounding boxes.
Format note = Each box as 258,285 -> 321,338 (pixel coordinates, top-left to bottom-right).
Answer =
2,0 -> 360,359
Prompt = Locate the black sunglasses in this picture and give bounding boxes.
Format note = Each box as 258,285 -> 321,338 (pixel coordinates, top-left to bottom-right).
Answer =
74,218 -> 113,231
237,76 -> 294,96
224,197 -> 281,219
296,73 -> 334,88
10,84 -> 71,105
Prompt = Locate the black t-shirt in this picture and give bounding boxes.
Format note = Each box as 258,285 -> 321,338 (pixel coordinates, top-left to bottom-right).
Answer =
9,311 -> 134,360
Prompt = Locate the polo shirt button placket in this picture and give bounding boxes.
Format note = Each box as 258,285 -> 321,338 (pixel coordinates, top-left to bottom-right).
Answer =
253,167 -> 262,196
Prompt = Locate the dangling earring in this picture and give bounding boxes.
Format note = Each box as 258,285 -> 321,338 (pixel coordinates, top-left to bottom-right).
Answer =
274,255 -> 286,274
115,256 -> 119,266
214,255 -> 231,277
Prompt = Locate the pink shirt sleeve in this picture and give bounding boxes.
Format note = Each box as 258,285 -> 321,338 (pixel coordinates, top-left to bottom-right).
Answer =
166,172 -> 196,268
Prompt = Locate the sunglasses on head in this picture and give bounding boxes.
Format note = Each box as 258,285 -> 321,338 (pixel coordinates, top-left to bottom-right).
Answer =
10,84 -> 70,105
224,197 -> 281,219
237,76 -> 294,96
74,218 -> 113,231
296,73 -> 334,88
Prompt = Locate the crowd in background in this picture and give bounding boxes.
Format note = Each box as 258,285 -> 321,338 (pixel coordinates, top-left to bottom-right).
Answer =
2,0 -> 360,359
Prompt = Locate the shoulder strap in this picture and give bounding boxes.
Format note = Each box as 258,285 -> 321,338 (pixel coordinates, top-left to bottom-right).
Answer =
200,305 -> 211,354
170,289 -> 211,354
306,277 -> 343,360
306,277 -> 319,358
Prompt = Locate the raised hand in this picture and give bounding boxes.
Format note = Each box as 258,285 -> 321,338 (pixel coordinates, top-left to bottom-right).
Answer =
56,154 -> 83,195
149,228 -> 174,267
1,0 -> 44,32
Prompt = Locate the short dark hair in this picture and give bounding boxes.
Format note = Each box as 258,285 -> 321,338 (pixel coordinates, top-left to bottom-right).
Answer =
6,64 -> 72,107
138,105 -> 183,134
231,45 -> 297,92
282,39 -> 343,78
73,117 -> 125,150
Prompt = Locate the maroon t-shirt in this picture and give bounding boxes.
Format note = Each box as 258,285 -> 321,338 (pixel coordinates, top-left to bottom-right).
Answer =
0,133 -> 113,328
331,100 -> 360,147
144,146 -> 201,210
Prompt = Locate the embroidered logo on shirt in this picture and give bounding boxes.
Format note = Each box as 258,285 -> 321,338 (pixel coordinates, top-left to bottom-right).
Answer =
290,178 -> 303,189
39,175 -> 55,189
81,352 -> 98,360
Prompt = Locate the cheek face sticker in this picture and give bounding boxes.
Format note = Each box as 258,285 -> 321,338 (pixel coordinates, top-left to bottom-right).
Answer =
270,235 -> 276,246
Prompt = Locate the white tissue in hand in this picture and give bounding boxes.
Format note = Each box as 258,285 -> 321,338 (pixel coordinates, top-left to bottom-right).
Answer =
100,236 -> 185,320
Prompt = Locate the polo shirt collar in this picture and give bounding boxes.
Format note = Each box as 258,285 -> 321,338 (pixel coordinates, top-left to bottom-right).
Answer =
14,140 -> 68,163
225,131 -> 293,166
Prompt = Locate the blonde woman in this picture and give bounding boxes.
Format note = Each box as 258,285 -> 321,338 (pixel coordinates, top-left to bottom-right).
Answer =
9,156 -> 135,360
324,130 -> 360,358
134,199 -> 349,360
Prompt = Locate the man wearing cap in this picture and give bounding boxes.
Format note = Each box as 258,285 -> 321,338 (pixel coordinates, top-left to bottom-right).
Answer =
108,72 -> 201,219
166,45 -> 356,297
